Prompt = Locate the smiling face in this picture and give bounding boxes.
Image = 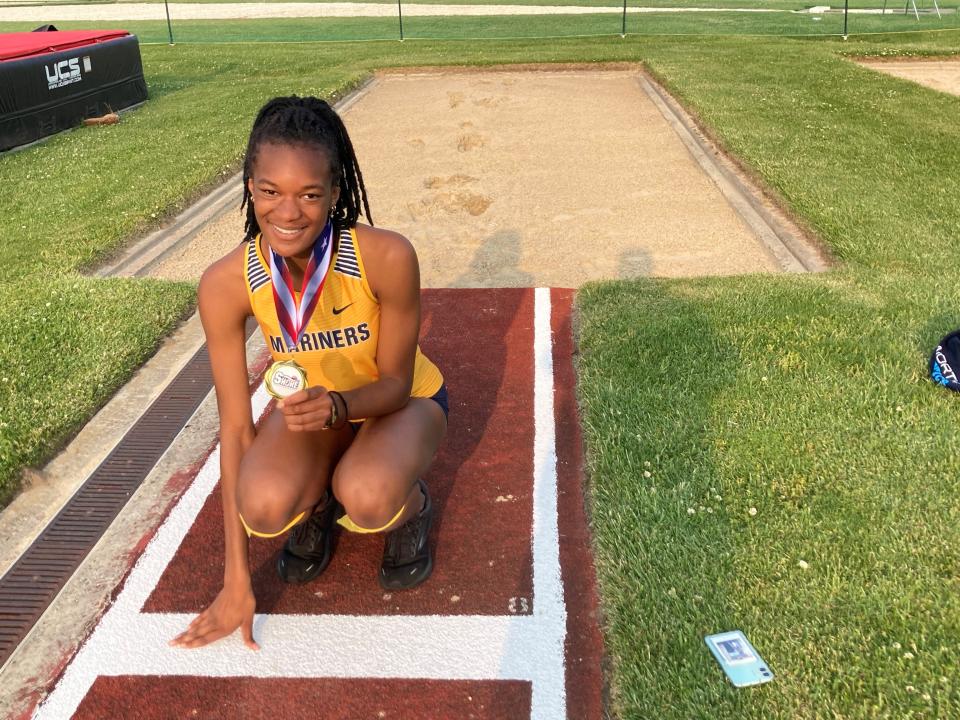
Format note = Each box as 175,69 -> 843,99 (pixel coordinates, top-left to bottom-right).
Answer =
247,141 -> 341,266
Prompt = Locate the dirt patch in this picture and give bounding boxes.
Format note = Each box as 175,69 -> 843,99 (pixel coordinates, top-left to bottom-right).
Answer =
424,174 -> 479,189
456,130 -> 487,152
409,190 -> 493,219
855,57 -> 960,97
150,68 -> 793,286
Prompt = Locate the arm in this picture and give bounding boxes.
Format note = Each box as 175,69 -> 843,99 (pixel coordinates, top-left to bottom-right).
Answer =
171,248 -> 259,649
280,227 -> 423,430
201,256 -> 257,591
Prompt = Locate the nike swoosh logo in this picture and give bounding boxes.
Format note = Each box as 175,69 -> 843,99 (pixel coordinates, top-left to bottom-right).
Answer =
332,303 -> 354,315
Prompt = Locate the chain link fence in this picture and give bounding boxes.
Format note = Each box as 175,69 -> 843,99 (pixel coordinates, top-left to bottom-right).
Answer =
0,0 -> 957,42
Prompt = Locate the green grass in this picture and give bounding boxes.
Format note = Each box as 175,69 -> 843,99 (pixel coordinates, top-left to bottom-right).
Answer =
4,9 -> 960,41
0,16 -> 633,43
578,272 -> 960,717
1,23 -> 960,718
0,278 -> 194,505
576,32 -> 960,718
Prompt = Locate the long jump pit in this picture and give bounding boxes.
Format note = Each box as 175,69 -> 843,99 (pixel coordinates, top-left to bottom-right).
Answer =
145,66 -> 823,283
2,67 -> 824,720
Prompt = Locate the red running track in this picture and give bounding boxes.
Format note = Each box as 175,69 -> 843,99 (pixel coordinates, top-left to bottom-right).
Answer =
30,288 -> 605,720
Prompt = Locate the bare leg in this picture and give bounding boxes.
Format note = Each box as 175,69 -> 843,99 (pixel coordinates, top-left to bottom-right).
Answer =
236,406 -> 353,536
332,397 -> 447,531
332,397 -> 447,590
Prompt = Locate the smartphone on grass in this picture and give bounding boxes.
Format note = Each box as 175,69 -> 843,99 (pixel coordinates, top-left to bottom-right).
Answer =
704,630 -> 774,687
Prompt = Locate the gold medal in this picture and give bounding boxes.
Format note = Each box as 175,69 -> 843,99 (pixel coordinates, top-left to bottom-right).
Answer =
264,359 -> 308,399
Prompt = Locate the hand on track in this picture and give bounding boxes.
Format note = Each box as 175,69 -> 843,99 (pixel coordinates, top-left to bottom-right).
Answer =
169,584 -> 259,650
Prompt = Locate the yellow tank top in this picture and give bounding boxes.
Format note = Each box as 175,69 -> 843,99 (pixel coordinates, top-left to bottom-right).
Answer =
244,227 -> 443,398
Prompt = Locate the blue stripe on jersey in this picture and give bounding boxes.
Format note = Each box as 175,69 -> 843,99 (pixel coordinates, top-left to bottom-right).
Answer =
334,229 -> 362,278
247,240 -> 270,292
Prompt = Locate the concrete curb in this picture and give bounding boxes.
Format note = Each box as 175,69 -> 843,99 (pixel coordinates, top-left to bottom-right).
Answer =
95,175 -> 245,279
638,72 -> 828,273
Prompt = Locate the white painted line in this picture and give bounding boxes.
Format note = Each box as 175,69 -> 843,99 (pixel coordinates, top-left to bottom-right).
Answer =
34,289 -> 566,720
530,286 -> 567,720
52,614 -> 556,679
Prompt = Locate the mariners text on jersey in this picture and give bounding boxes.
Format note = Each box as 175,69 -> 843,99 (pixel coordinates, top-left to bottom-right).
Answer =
269,322 -> 372,354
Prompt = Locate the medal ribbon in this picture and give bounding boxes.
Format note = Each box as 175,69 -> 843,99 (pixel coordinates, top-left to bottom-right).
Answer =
268,221 -> 334,352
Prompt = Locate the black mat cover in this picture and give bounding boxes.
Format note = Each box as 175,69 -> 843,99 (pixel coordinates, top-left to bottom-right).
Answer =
0,33 -> 148,151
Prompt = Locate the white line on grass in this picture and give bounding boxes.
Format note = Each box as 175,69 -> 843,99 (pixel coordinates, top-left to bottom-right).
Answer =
33,288 -> 566,720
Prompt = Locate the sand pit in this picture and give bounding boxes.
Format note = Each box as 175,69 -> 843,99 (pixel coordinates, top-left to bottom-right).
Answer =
856,58 -> 960,97
149,67 -> 813,286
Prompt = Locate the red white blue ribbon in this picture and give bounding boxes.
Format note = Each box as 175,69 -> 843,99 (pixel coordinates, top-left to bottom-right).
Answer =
268,221 -> 334,352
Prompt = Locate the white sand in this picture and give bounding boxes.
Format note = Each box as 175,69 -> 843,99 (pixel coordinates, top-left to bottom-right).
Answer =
856,58 -> 960,98
151,69 -> 782,286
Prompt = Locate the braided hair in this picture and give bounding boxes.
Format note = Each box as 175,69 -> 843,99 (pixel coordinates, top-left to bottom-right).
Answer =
241,96 -> 373,242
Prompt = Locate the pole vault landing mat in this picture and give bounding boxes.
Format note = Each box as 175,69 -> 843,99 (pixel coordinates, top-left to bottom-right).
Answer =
31,288 -> 604,720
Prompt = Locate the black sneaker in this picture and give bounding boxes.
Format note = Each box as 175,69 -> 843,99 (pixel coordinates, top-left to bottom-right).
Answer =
276,492 -> 338,584
379,480 -> 433,590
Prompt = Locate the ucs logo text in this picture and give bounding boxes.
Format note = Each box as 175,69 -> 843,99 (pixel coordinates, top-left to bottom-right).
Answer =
45,58 -> 85,90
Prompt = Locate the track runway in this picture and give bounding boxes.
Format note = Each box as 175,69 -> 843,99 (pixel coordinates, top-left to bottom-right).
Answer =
30,288 -> 605,720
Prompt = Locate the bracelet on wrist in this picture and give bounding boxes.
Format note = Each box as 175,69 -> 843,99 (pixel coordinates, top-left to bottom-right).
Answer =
324,392 -> 339,429
328,390 -> 349,430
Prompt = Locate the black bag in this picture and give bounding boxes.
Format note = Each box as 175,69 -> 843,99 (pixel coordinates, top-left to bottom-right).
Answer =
930,329 -> 960,392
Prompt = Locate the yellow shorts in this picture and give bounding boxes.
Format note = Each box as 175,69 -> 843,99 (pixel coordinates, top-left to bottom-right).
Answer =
239,500 -> 407,538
